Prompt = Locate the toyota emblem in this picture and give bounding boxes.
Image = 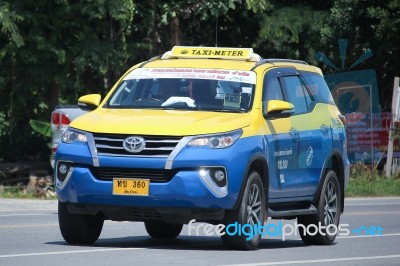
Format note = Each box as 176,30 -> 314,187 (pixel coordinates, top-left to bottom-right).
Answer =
123,136 -> 146,153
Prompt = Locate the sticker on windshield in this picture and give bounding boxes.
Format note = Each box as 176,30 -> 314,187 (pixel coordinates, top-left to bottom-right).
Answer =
242,87 -> 252,94
224,93 -> 241,108
124,68 -> 256,84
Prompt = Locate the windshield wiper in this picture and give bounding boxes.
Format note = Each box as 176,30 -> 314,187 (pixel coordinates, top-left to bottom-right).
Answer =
205,109 -> 245,113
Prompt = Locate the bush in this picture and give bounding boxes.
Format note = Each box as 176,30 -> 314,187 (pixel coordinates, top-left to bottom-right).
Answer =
346,163 -> 400,197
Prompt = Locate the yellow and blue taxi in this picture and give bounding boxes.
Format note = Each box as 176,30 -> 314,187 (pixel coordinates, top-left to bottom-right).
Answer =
55,46 -> 350,250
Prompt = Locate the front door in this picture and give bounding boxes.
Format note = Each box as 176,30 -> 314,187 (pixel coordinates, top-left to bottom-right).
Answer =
263,68 -> 300,199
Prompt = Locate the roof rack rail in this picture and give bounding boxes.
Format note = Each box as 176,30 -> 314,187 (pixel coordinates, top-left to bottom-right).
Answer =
251,58 -> 308,70
138,55 -> 162,68
267,58 -> 308,65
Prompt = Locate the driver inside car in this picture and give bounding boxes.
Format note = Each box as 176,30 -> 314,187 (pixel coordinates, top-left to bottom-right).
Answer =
158,79 -> 179,101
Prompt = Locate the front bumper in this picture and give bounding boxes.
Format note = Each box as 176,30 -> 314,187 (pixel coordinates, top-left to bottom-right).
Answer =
56,165 -> 237,208
55,136 -> 263,212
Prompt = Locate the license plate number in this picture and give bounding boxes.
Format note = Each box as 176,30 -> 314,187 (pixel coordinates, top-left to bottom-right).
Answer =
112,178 -> 149,196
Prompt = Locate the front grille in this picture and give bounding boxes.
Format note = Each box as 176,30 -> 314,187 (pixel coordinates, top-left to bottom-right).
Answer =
90,167 -> 178,183
92,133 -> 181,157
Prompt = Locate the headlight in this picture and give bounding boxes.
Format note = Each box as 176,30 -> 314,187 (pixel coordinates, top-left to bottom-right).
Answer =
187,129 -> 242,149
61,128 -> 87,143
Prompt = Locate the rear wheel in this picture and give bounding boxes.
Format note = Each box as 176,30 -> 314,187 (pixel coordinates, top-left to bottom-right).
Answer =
221,171 -> 265,250
144,221 -> 183,239
297,170 -> 342,245
58,201 -> 104,244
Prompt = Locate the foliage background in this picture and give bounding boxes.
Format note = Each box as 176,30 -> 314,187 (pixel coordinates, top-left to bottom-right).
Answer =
0,0 -> 399,162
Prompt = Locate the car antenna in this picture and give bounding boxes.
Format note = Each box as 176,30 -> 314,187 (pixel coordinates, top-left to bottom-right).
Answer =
215,15 -> 218,47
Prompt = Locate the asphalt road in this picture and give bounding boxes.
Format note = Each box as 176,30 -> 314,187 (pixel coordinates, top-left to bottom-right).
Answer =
1,197 -> 400,266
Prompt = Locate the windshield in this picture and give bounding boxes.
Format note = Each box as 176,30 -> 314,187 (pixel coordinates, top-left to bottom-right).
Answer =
106,68 -> 256,113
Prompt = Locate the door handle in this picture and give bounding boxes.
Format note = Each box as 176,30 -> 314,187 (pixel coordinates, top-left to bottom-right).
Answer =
320,124 -> 330,133
289,128 -> 298,138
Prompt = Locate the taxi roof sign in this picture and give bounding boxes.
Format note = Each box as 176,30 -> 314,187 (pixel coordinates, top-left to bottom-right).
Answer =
163,46 -> 260,61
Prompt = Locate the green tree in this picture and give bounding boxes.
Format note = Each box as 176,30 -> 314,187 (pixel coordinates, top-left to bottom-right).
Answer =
1,0 -> 398,162
0,0 -> 136,161
255,1 -> 332,63
320,0 -> 400,110
0,1 -> 24,47
132,0 -> 269,56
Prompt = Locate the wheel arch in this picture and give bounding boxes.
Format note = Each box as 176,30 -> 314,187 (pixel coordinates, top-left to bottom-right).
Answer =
314,149 -> 346,213
233,154 -> 269,210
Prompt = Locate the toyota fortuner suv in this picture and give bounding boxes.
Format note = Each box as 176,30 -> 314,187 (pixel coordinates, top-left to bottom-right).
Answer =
55,46 -> 350,250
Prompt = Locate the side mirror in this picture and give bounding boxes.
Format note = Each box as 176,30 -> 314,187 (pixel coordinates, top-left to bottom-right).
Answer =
78,94 -> 102,111
263,100 -> 294,119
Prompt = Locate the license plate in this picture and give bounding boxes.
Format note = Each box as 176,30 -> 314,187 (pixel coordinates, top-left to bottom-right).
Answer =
112,178 -> 149,196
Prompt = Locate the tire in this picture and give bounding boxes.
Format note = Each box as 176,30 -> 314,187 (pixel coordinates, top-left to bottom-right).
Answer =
144,221 -> 183,239
58,201 -> 104,244
297,170 -> 342,245
221,171 -> 266,250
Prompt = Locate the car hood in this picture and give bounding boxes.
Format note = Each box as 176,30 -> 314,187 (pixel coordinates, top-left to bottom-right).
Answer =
70,108 -> 251,136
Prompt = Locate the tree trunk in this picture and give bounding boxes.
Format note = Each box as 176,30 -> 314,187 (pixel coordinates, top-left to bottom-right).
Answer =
50,80 -> 59,110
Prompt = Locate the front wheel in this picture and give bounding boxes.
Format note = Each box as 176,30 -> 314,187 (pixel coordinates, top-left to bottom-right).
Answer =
58,201 -> 104,244
144,221 -> 183,239
297,170 -> 342,245
221,171 -> 266,250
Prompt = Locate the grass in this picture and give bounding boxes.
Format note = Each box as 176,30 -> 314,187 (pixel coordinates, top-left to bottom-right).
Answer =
0,174 -> 56,199
0,185 -> 56,200
0,186 -> 38,198
345,164 -> 400,197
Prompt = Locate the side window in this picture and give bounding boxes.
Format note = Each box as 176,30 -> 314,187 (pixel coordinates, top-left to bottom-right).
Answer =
301,71 -> 335,105
263,77 -> 284,104
281,76 -> 315,115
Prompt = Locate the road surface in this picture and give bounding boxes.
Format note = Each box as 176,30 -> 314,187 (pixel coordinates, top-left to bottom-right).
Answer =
0,197 -> 399,266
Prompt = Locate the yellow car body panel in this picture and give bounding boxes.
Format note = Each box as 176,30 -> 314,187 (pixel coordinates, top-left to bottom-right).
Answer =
71,109 -> 251,136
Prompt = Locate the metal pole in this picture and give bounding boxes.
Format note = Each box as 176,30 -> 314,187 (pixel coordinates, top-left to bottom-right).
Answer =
386,77 -> 400,177
370,85 -> 373,178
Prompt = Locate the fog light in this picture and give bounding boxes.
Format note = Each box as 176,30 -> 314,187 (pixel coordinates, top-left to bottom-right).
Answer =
199,167 -> 227,188
210,168 -> 227,187
55,161 -> 74,190
57,162 -> 71,182
214,170 -> 225,182
198,167 -> 228,197
59,164 -> 68,175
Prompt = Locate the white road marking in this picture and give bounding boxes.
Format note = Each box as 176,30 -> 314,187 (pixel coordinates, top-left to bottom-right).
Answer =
0,233 -> 399,259
346,202 -> 400,206
345,197 -> 400,201
219,254 -> 400,266
0,209 -> 55,212
0,248 -> 144,259
0,220 -> 126,229
266,232 -> 400,241
345,211 -> 400,215
0,213 -> 55,217
0,224 -> 58,229
337,232 -> 400,239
